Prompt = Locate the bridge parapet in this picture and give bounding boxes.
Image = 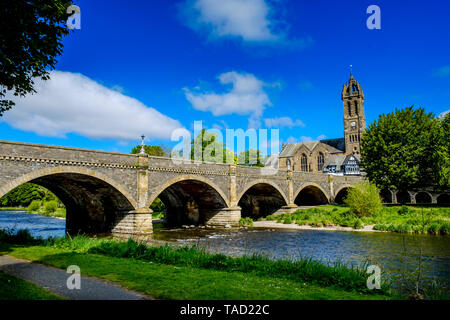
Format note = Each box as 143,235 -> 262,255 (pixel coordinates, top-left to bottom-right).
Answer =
0,140 -> 138,166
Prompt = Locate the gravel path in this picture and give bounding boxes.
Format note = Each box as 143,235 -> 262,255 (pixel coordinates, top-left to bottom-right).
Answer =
0,255 -> 150,300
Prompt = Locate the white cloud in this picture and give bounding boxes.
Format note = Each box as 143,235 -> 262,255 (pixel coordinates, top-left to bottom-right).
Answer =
317,134 -> 327,140
184,71 -> 272,128
181,0 -> 278,42
2,71 -> 184,141
264,117 -> 305,128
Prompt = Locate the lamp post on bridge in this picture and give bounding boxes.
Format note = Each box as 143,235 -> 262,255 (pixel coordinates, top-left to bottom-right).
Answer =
140,135 -> 146,155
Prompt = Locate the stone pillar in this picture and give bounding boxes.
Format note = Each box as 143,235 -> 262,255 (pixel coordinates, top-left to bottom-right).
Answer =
392,190 -> 398,204
204,207 -> 241,228
128,153 -> 153,237
328,175 -> 335,204
229,164 -> 238,207
282,168 -> 298,212
431,194 -> 438,204
409,191 -> 417,204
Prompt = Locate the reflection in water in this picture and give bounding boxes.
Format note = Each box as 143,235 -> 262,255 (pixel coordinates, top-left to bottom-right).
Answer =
154,226 -> 450,290
1,210 -> 449,291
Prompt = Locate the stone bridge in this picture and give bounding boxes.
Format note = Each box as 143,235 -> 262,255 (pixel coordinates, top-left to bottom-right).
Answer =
0,140 -> 363,238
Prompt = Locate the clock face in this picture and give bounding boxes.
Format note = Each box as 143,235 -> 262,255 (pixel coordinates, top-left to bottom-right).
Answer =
351,121 -> 356,127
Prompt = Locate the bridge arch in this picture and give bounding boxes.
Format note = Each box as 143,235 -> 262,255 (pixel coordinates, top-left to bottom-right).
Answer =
147,175 -> 229,226
294,183 -> 330,205
415,191 -> 432,204
0,166 -> 138,235
334,185 -> 352,204
237,180 -> 288,218
437,194 -> 450,204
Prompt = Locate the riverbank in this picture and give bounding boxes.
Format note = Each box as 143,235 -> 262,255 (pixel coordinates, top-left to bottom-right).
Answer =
255,205 -> 450,235
0,229 -> 396,300
253,220 -> 381,232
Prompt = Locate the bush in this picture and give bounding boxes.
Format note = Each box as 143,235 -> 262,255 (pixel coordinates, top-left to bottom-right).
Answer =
353,219 -> 364,229
239,217 -> 253,227
44,201 -> 58,213
27,200 -> 41,213
283,216 -> 293,224
398,206 -> 409,215
344,182 -> 383,218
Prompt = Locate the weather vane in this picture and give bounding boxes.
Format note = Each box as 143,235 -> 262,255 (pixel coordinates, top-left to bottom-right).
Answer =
350,64 -> 353,75
140,135 -> 145,154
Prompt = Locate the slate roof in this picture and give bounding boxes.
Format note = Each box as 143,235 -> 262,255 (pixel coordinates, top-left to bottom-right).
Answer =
279,137 -> 345,158
324,154 -> 360,167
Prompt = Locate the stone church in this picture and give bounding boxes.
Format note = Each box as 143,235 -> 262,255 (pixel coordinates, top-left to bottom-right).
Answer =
276,72 -> 366,176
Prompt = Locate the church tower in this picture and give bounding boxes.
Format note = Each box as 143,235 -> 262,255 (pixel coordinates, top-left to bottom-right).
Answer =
341,71 -> 366,155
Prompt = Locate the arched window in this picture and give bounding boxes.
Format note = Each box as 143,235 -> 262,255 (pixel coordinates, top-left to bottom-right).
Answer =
317,153 -> 324,171
354,101 -> 358,115
301,154 -> 308,172
286,158 -> 291,170
347,102 -> 352,116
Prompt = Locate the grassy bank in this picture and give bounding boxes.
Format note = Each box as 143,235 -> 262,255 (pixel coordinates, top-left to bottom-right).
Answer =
260,205 -> 450,234
0,229 -> 395,300
0,271 -> 61,300
0,207 -> 27,211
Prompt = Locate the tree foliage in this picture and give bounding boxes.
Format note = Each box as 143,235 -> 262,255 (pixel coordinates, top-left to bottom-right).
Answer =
0,183 -> 58,207
361,106 -> 448,191
190,129 -> 235,164
131,145 -> 168,157
0,0 -> 73,115
344,182 -> 383,218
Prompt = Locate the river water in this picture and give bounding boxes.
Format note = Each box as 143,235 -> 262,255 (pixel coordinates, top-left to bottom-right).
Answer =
1,210 -> 449,292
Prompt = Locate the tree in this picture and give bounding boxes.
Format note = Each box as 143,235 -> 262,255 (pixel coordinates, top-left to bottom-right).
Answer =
190,129 -> 235,164
361,106 -> 446,191
131,145 -> 168,157
0,183 -> 44,207
344,182 -> 383,218
237,149 -> 265,167
433,112 -> 450,188
0,0 -> 73,115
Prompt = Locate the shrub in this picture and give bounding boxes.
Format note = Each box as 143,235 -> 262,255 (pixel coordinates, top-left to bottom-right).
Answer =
44,201 -> 58,213
239,217 -> 253,227
353,219 -> 364,229
427,223 -> 440,234
27,200 -> 41,213
439,222 -> 449,235
283,216 -> 293,224
398,206 -> 409,215
344,182 -> 383,218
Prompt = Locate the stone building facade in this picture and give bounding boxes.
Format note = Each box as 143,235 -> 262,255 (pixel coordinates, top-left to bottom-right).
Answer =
277,73 -> 365,176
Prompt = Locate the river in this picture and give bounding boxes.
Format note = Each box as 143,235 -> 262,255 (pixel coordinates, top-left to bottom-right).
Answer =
1,210 -> 449,293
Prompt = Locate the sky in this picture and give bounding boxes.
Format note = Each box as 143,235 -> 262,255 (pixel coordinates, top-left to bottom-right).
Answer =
1,0 -> 449,155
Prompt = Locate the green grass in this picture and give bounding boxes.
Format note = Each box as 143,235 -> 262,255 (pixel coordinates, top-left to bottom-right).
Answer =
263,205 -> 450,234
0,207 -> 27,211
0,271 -> 61,300
0,229 -> 396,300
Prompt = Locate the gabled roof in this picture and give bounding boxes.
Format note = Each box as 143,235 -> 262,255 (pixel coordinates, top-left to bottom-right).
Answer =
324,154 -> 360,167
279,138 -> 345,158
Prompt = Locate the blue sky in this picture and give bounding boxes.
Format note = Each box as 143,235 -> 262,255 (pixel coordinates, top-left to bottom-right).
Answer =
1,0 -> 449,154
